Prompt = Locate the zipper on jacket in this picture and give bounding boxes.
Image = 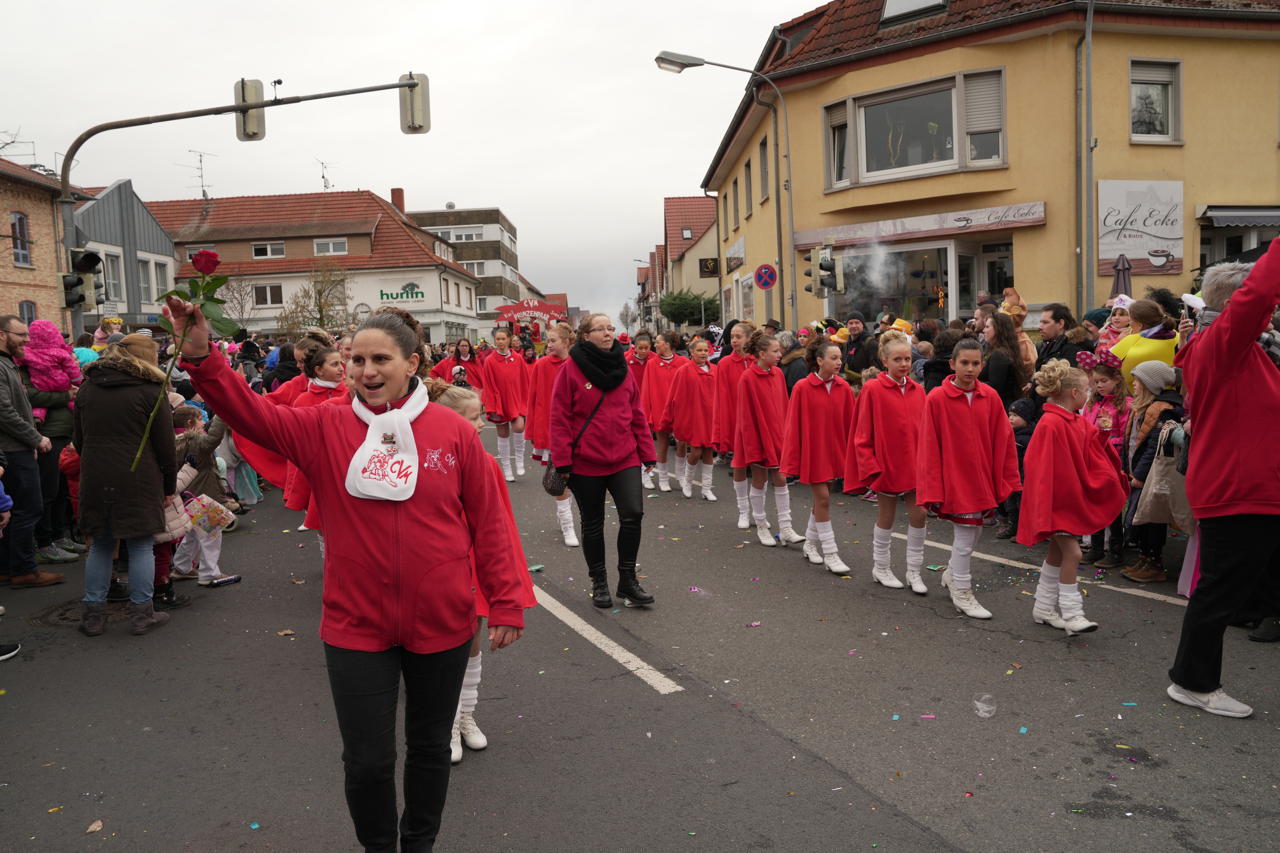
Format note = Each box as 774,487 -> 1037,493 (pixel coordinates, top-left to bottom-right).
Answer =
393,501 -> 403,646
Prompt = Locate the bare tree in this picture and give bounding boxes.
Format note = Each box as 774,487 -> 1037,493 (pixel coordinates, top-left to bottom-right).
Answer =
220,278 -> 259,328
273,262 -> 355,338
618,300 -> 638,334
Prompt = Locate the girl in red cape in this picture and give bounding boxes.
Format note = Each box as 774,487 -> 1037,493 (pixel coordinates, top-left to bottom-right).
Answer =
734,330 -> 806,548
713,321 -> 754,527
526,323 -> 579,547
848,330 -> 929,594
640,331 -> 689,492
626,332 -> 654,486
430,337 -> 487,391
916,338 -> 1021,619
659,337 -> 718,501
423,377 -> 538,765
286,346 -> 349,533
781,336 -> 855,573
481,328 -> 530,482
1017,359 -> 1127,635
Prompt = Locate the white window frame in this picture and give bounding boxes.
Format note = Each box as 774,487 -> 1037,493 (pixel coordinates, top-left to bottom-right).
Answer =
1129,59 -> 1181,144
857,80 -> 958,181
252,241 -> 285,259
744,160 -> 753,215
466,287 -> 473,309
462,261 -> 485,276
137,258 -> 152,303
477,296 -> 488,313
759,136 -> 770,200
314,238 -> 348,256
681,227 -> 693,240
185,244 -> 215,260
9,212 -> 32,266
253,283 -> 284,307
153,261 -> 170,298
103,253 -> 124,301
452,227 -> 483,242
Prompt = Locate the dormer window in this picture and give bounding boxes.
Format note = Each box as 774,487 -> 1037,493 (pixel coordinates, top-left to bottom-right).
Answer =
315,238 -> 348,256
881,0 -> 947,27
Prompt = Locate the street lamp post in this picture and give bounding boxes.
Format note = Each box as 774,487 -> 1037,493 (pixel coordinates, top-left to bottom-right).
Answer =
656,51 -> 797,332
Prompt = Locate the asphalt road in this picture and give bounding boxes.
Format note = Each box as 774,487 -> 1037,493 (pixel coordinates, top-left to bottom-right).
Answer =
3,439 -> 1278,852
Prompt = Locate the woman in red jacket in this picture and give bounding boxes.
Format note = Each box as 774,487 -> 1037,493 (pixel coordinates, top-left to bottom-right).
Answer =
526,323 -> 578,547
713,321 -> 754,527
1017,359 -> 1127,635
734,330 -> 806,548
781,336 -> 855,573
659,337 -> 717,501
916,338 -> 1021,620
430,337 -> 487,391
848,330 -> 929,594
550,313 -> 656,609
481,328 -> 530,482
641,331 -> 689,492
164,299 -> 525,853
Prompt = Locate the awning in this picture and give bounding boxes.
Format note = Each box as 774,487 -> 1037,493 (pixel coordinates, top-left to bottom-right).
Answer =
1197,206 -> 1280,227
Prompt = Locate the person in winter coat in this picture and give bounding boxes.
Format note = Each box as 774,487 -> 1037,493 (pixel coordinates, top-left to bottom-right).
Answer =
778,330 -> 810,393
641,332 -> 689,492
1110,298 -> 1180,394
20,320 -> 81,423
921,329 -> 961,392
551,313 -> 656,610
165,298 -> 527,853
1121,360 -> 1184,584
74,335 -> 177,637
979,313 -> 1030,409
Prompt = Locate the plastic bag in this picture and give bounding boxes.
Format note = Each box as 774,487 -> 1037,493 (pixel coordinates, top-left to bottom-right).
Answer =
1133,421 -> 1194,532
184,493 -> 235,535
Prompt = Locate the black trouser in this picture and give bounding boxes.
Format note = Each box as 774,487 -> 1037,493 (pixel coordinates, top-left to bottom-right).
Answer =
0,448 -> 42,577
324,641 -> 471,853
34,435 -> 70,547
1132,522 -> 1168,563
1170,515 -> 1280,693
1090,511 -> 1124,554
569,466 -> 644,576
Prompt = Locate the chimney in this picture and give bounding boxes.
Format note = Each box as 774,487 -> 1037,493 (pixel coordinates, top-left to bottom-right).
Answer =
390,187 -> 405,213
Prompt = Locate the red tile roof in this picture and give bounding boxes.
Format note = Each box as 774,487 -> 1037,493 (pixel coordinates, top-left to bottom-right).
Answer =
0,156 -> 92,197
663,196 -> 717,262
144,190 -> 476,281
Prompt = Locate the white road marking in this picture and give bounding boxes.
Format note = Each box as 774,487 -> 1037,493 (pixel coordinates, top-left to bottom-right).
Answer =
532,585 -> 684,695
891,532 -> 1188,608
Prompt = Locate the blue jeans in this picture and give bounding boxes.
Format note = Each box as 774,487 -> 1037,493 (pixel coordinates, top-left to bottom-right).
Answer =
84,534 -> 155,604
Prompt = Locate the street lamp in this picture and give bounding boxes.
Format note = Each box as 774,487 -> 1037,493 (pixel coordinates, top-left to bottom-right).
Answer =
655,50 -> 798,331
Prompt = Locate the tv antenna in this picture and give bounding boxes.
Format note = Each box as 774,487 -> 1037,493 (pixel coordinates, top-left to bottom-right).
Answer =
317,159 -> 335,191
179,149 -> 218,198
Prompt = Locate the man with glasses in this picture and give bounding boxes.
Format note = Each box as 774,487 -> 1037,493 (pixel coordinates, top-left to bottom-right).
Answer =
0,316 -> 63,588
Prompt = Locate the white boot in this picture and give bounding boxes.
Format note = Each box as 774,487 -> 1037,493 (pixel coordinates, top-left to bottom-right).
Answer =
512,433 -> 526,476
1032,562 -> 1066,629
674,456 -> 688,491
681,464 -> 693,499
695,462 -> 717,501
734,479 -> 751,529
871,525 -> 905,589
941,568 -> 992,619
802,516 -> 823,564
1058,584 -> 1098,636
656,460 -> 671,492
773,484 -> 804,544
816,520 -> 849,573
497,435 -> 514,482
755,521 -> 776,547
450,716 -> 463,764
750,487 -> 774,545
556,500 -> 579,548
458,711 -> 488,750
904,525 -> 928,595
641,468 -> 655,490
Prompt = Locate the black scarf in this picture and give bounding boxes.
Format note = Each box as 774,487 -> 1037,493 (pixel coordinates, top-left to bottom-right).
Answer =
570,340 -> 629,390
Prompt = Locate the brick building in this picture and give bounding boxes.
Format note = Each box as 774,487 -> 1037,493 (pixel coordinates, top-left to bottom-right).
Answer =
1,158 -> 76,330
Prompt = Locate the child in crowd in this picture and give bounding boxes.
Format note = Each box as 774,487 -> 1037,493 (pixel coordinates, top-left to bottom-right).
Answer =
1016,360 -> 1128,634
1122,361 -> 1184,583
916,338 -> 1021,619
659,337 -> 718,501
286,347 -> 348,530
482,328 -> 530,482
430,337 -> 487,390
526,323 -> 579,547
735,330 -> 805,548
1096,300 -> 1132,351
642,331 -> 689,492
171,406 -> 241,587
1077,349 -> 1132,568
996,397 -> 1038,539
152,457 -> 199,610
626,331 -> 655,487
21,320 -> 82,423
781,336 -> 855,573
848,330 -> 929,593
713,322 -> 755,527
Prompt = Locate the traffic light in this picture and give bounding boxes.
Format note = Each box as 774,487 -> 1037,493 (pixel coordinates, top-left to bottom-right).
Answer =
68,249 -> 104,307
399,73 -> 430,134
803,246 -> 836,297
62,272 -> 85,308
234,78 -> 266,141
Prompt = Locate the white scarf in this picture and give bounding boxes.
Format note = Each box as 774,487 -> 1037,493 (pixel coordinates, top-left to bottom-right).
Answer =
345,381 -> 430,501
311,378 -> 341,389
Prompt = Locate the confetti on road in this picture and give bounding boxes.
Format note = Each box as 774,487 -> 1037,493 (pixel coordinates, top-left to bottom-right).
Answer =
926,565 -> 943,572
1122,701 -> 1138,706
747,621 -> 762,627
85,820 -> 103,834
1115,744 -> 1132,749
48,806 -> 62,813
920,715 -> 936,719
290,578 -> 306,584
249,822 -> 261,830
1018,727 -> 1029,734
276,629 -> 295,637
528,565 -> 544,573
688,586 -> 701,592
891,714 -> 900,721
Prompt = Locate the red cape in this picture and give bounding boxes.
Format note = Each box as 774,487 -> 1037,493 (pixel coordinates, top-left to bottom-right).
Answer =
233,372 -> 308,489
916,378 -> 1021,514
1016,404 -> 1128,544
712,351 -> 751,452
526,354 -> 566,449
626,350 -> 649,393
284,382 -> 350,514
481,350 -> 529,420
847,372 -> 927,493
659,361 -> 717,448
640,355 -> 689,432
430,355 -> 486,390
781,373 -> 855,483
470,456 -> 539,618
733,364 -> 788,468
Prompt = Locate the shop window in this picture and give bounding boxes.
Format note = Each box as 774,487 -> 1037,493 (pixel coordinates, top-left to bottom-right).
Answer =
1130,61 -> 1179,142
9,212 -> 31,266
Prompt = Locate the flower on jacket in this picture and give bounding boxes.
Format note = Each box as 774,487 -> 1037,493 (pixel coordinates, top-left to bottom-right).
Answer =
191,250 -> 220,276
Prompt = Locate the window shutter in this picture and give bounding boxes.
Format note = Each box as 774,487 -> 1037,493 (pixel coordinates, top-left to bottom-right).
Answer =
826,101 -> 848,127
1131,61 -> 1176,84
964,72 -> 1003,133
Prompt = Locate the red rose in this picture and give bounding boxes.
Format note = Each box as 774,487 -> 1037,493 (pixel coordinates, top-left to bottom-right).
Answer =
191,250 -> 220,275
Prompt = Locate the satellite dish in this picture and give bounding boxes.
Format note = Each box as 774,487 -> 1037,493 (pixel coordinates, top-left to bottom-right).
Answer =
445,201 -> 456,210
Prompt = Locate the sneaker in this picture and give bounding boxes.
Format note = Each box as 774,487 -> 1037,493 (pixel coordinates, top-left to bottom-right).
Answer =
755,524 -> 777,547
823,552 -> 851,575
993,522 -> 1015,540
1124,563 -> 1168,584
1248,616 -> 1280,643
54,537 -> 88,554
1079,546 -> 1105,566
450,718 -> 463,764
778,526 -> 805,545
858,489 -> 878,503
1032,605 -> 1067,629
802,540 -> 824,565
36,545 -> 78,564
170,569 -> 199,581
458,711 -> 488,750
1166,683 -> 1253,718
0,642 -> 20,662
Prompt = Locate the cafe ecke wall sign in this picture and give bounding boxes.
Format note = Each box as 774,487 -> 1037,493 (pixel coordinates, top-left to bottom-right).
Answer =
1098,180 -> 1183,276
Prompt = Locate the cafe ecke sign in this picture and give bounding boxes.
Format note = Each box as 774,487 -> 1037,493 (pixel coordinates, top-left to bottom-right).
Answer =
1098,180 -> 1183,276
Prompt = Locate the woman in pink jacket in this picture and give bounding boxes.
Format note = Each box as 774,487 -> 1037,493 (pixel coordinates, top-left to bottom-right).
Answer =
164,297 -> 526,853
550,313 -> 656,610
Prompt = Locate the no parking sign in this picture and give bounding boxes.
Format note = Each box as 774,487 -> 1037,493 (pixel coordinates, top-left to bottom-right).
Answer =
754,264 -> 777,290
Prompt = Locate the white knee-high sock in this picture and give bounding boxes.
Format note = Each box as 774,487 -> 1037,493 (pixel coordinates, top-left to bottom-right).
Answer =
749,487 -> 767,523
948,523 -> 981,589
1058,582 -> 1085,620
674,455 -> 687,483
656,459 -> 669,484
512,432 -> 526,459
816,520 -> 838,555
806,513 -> 818,541
496,435 -> 511,466
734,478 -> 750,510
773,483 -> 792,528
1036,561 -> 1061,611
873,525 -> 893,572
458,653 -> 482,715
906,525 -> 927,574
555,497 -> 573,527
690,461 -> 703,488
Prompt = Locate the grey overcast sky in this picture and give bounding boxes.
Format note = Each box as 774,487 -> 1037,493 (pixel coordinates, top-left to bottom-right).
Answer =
7,0 -> 794,315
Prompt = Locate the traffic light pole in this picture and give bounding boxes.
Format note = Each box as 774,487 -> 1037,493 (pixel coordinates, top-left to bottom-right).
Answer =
59,77 -> 422,335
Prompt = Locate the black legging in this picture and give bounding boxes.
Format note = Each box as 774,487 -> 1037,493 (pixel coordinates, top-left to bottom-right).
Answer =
324,641 -> 470,853
569,466 -> 644,575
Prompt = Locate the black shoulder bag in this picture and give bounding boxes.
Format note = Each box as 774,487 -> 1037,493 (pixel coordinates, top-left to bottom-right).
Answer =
542,390 -> 606,497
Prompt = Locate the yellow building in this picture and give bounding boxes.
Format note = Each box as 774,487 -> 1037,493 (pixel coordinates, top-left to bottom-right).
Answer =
699,0 -> 1280,328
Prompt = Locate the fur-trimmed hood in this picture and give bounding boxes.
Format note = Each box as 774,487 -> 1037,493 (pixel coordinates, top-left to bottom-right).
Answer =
83,352 -> 166,386
781,347 -> 807,366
